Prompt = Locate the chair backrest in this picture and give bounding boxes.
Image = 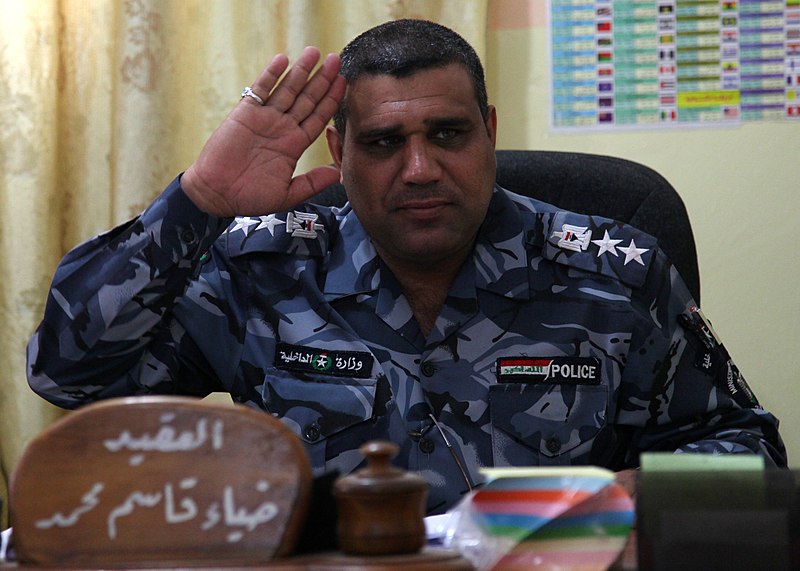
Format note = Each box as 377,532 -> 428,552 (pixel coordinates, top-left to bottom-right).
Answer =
313,150 -> 700,302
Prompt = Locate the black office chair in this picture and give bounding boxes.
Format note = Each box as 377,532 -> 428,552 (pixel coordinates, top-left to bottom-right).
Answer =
312,150 -> 700,303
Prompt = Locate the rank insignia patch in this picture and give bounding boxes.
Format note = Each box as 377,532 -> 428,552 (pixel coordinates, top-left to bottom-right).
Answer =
496,357 -> 601,385
592,229 -> 623,257
552,224 -> 593,252
287,211 -> 324,239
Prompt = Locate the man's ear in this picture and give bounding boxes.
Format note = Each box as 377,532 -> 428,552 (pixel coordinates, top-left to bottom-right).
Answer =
326,125 -> 344,172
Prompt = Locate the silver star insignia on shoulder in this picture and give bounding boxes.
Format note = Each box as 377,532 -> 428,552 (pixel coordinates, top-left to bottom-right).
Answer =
229,217 -> 260,236
591,230 -> 623,257
254,214 -> 286,236
618,239 -> 649,265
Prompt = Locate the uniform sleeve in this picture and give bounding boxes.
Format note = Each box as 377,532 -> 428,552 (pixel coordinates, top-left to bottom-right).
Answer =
26,176 -> 233,409
618,248 -> 787,467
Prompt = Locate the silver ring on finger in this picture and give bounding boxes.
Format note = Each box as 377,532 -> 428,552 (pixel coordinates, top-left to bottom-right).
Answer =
241,86 -> 265,105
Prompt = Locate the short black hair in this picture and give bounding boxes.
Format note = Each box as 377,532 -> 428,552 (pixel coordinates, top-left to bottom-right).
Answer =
333,19 -> 489,134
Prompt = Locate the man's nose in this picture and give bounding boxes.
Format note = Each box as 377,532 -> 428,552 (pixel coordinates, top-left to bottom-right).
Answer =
400,139 -> 442,185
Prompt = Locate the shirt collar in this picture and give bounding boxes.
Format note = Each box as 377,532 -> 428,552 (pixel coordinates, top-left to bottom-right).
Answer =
323,204 -> 380,300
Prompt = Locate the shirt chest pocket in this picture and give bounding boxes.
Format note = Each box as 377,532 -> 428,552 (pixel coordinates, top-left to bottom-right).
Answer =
489,383 -> 608,463
261,367 -> 377,446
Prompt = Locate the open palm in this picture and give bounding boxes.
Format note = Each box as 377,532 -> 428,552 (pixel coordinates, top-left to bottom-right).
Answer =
182,47 -> 346,217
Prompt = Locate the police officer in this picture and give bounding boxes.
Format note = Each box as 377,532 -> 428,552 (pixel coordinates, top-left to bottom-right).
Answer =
27,20 -> 786,514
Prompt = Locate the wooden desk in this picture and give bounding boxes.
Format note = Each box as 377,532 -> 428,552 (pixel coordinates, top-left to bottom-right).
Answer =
6,397 -> 639,571
2,547 -> 472,570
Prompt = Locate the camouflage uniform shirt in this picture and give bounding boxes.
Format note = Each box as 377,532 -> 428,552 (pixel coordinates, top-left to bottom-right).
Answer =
27,177 -> 787,514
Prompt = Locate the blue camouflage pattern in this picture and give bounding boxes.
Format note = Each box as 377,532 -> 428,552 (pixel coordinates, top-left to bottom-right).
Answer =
27,177 -> 787,514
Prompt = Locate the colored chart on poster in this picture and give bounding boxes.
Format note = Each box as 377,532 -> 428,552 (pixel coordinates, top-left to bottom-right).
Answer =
549,0 -> 800,129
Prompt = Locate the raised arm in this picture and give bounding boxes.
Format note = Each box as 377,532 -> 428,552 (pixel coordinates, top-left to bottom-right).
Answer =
27,48 -> 345,408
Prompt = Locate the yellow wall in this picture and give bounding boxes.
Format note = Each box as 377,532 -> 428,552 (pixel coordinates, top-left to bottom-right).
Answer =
487,6 -> 799,466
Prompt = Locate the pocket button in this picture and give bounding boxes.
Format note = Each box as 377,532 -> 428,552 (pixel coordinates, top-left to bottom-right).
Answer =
304,422 -> 321,442
419,437 -> 435,454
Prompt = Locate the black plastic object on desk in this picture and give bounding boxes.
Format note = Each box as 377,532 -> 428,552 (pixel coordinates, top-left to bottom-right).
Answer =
636,468 -> 799,570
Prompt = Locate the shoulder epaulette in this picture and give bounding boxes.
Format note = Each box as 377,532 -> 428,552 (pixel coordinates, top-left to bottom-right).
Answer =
222,205 -> 334,258
541,210 -> 658,289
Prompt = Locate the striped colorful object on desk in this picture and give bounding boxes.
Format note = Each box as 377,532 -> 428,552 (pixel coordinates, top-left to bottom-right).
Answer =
472,467 -> 634,571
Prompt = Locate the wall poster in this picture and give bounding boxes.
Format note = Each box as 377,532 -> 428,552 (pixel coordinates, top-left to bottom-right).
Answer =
549,0 -> 800,129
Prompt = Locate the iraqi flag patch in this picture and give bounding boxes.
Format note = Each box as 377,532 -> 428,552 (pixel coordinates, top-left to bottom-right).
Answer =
496,357 -> 601,385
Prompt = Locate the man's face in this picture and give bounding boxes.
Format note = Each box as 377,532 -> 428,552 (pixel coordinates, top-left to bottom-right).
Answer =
326,64 -> 497,271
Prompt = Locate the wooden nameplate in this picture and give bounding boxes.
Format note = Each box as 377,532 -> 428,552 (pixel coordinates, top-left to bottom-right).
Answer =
10,396 -> 311,568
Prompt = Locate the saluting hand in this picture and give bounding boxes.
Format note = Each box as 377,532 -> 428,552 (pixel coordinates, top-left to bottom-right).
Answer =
181,46 -> 346,217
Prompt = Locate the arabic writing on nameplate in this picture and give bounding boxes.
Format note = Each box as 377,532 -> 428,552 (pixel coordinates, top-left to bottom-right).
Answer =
102,414 -> 224,465
35,479 -> 279,543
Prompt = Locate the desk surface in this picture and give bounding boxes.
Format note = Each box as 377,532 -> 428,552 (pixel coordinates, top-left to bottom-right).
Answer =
2,546 -> 472,570
1,536 -> 638,570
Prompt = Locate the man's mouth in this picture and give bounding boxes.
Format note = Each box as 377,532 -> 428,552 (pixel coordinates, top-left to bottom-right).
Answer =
395,199 -> 452,220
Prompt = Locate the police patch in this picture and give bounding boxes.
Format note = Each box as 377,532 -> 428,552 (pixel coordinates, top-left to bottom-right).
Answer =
275,342 -> 373,378
496,357 -> 601,385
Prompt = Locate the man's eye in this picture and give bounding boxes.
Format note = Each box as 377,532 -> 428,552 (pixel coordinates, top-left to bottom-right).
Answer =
433,129 -> 459,142
373,135 -> 403,148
